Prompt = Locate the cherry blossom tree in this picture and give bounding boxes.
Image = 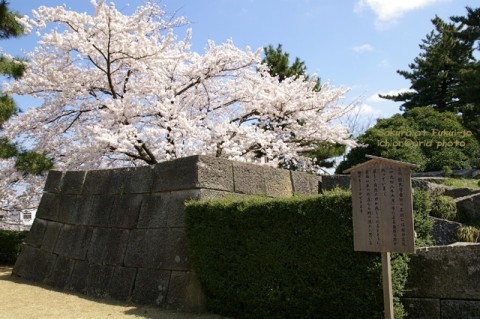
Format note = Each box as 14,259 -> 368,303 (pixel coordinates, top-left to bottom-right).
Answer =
4,0 -> 354,177
0,0 -> 53,229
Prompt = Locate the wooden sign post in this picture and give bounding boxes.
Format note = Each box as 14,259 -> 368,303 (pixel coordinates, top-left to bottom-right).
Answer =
344,155 -> 416,319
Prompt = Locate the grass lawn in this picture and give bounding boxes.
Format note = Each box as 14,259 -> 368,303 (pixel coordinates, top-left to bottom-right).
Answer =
0,266 -> 228,319
432,178 -> 480,189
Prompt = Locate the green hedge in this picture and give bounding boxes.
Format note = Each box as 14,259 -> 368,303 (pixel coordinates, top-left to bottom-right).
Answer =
0,230 -> 27,264
430,195 -> 458,221
186,190 -> 417,319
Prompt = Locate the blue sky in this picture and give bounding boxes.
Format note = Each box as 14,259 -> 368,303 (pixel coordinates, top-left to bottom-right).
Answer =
2,0 -> 476,127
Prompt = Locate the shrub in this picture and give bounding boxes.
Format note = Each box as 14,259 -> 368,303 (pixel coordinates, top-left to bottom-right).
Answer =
442,166 -> 453,177
430,195 -> 458,221
186,191 -> 413,319
0,230 -> 27,264
337,108 -> 480,173
412,190 -> 434,247
457,226 -> 480,243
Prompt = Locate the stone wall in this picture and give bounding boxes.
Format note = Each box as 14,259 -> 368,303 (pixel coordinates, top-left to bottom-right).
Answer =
14,156 -> 480,316
403,243 -> 480,319
12,155 -> 321,311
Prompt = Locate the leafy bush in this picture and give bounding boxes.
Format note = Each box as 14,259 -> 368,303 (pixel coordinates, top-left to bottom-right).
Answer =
186,191 -> 426,319
337,108 -> 480,173
430,195 -> 458,221
0,230 -> 27,264
442,166 -> 453,177
457,226 -> 480,243
412,190 -> 434,247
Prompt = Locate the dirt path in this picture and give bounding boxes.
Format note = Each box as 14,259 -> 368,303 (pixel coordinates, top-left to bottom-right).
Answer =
0,266 -> 227,319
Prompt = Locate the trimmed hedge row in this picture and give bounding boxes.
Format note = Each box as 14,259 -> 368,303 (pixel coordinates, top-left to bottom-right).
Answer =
186,190 -> 419,319
0,230 -> 28,264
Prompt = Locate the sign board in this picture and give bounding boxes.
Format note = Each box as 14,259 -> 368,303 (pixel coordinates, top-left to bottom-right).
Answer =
344,155 -> 415,253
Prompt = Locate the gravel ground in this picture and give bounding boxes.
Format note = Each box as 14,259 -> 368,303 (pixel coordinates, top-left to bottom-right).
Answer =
0,266 -> 227,319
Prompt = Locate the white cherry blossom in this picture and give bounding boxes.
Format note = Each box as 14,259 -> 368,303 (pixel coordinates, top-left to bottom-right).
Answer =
2,1 -> 355,218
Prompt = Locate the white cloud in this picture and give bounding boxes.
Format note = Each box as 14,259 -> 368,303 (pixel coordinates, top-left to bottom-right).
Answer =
353,44 -> 374,53
355,0 -> 447,26
358,103 -> 381,115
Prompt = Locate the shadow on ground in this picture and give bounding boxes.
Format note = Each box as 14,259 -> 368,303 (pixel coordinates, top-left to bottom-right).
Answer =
0,265 -> 227,319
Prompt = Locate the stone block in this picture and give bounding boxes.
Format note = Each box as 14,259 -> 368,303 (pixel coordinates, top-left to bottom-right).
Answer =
151,156 -> 236,192
137,194 -> 169,228
443,187 -> 480,199
431,217 -> 461,246
167,190 -> 201,227
412,171 -> 445,178
123,165 -> 154,194
321,174 -> 351,192
35,193 -> 60,221
87,227 -> 110,264
290,171 -> 321,195
12,245 -> 56,284
25,218 -> 48,247
85,195 -> 116,227
60,170 -> 86,194
264,167 -> 293,197
12,245 -> 33,278
471,169 -> 480,179
233,162 -> 267,195
54,225 -> 93,260
74,195 -> 94,225
41,221 -> 63,252
456,193 -> 480,223
43,170 -> 64,193
108,167 -> 131,194
198,189 -> 243,200
196,156 -> 234,192
86,264 -> 114,298
87,227 -> 129,266
124,229 -> 167,268
46,255 -> 75,289
110,194 -> 143,229
57,195 -> 80,224
452,169 -> 480,178
108,267 -> 137,301
411,178 -> 448,194
68,260 -> 90,293
406,244 -> 480,300
150,157 -> 196,192
132,268 -> 171,305
441,299 -> 480,319
167,271 -> 206,312
104,229 -> 130,266
164,228 -> 190,271
402,298 -> 440,319
83,168 -> 129,195
82,169 -> 112,195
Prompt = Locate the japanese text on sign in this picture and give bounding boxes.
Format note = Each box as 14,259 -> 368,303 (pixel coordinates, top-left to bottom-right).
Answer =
350,160 -> 415,253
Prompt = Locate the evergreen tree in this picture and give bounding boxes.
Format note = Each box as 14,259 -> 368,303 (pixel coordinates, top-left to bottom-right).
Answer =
451,7 -> 480,140
0,1 -> 52,176
452,7 -> 480,51
262,44 -> 321,91
0,0 -> 24,121
380,16 -> 472,113
381,7 -> 480,141
336,108 -> 480,173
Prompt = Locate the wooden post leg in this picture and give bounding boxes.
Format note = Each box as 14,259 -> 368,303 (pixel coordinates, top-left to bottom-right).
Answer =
382,252 -> 394,319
